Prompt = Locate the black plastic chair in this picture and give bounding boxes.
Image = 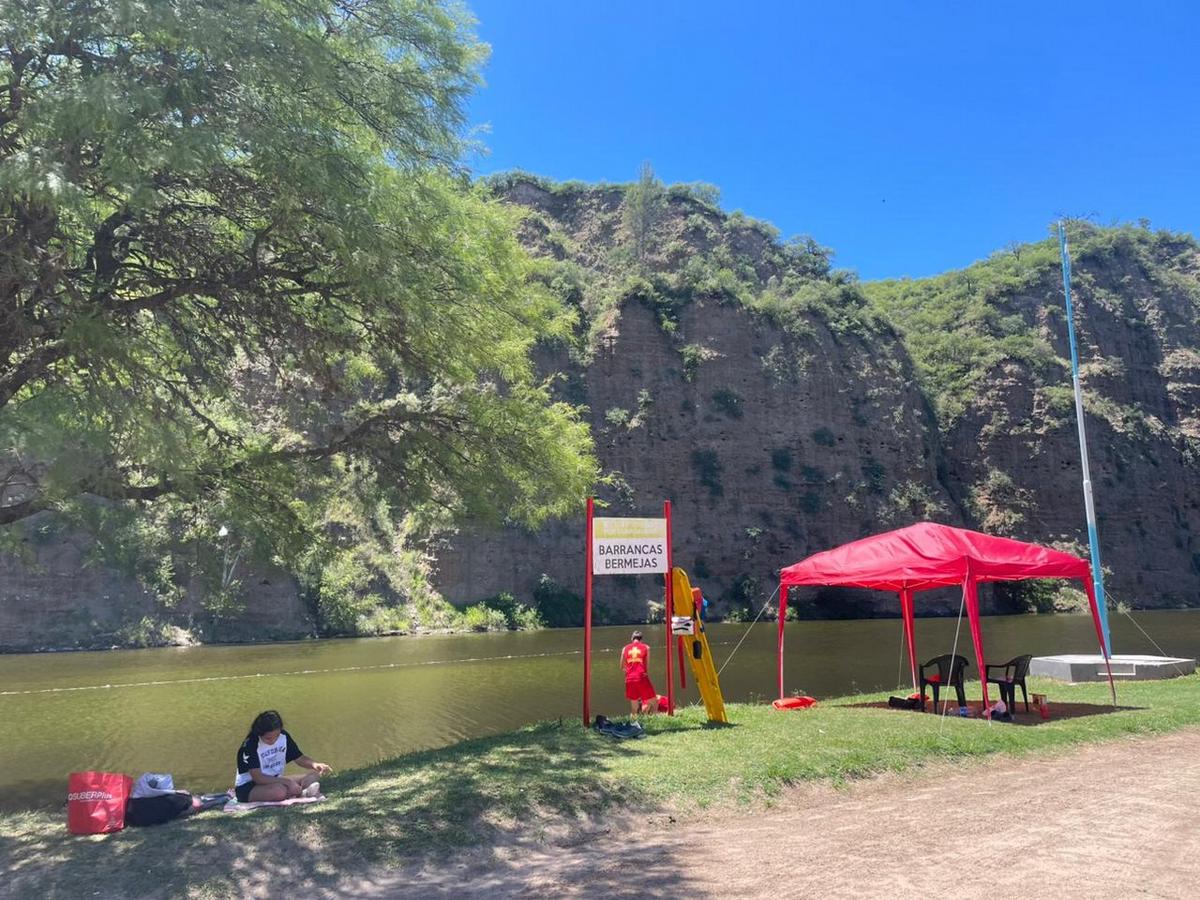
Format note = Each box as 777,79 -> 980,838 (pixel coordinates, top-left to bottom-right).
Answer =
986,654 -> 1033,713
919,654 -> 969,712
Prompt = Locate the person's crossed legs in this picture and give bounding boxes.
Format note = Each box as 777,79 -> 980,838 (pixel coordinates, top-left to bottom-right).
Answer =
246,770 -> 319,802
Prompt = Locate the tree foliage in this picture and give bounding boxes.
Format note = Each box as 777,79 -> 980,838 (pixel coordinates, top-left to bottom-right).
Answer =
621,161 -> 664,265
0,1 -> 597,551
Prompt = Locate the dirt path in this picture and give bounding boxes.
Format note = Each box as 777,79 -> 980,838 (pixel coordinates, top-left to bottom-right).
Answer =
343,728 -> 1200,899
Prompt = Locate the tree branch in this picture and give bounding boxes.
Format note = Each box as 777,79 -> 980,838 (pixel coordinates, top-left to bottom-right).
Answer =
0,340 -> 70,408
0,496 -> 50,526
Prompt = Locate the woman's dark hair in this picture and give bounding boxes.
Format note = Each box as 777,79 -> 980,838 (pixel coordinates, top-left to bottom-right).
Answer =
245,709 -> 283,743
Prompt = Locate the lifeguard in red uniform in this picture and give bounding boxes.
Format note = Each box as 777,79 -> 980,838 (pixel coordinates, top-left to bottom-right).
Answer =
621,630 -> 659,716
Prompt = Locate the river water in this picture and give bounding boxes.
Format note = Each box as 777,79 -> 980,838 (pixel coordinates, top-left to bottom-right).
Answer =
3,611 -> 1197,811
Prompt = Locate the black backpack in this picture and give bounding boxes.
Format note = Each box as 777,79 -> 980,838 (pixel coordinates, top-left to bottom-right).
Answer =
127,792 -> 193,827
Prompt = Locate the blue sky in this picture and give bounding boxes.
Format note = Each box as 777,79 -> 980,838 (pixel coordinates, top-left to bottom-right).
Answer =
464,1 -> 1199,281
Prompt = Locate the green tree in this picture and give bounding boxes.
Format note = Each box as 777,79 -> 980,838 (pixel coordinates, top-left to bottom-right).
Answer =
0,1 -> 597,545
621,160 -> 664,265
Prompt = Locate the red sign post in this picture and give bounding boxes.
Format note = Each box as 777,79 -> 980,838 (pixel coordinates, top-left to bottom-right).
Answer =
663,499 -> 674,717
583,497 -> 595,726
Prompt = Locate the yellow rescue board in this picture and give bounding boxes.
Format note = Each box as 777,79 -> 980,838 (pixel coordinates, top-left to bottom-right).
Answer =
671,567 -> 729,724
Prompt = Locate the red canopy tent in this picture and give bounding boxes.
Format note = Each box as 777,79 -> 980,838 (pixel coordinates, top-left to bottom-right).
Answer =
777,522 -> 1115,708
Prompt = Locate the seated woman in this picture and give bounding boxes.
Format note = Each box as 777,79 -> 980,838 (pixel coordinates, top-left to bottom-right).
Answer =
234,709 -> 332,803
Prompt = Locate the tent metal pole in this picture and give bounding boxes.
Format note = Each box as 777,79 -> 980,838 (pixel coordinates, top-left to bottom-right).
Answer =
899,588 -> 919,693
777,580 -> 787,699
963,569 -> 990,709
1083,578 -> 1118,705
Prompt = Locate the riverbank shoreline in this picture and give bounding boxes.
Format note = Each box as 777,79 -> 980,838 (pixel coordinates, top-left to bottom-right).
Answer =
0,622 -> 546,656
1,605 -> 1133,656
4,675 -> 1198,897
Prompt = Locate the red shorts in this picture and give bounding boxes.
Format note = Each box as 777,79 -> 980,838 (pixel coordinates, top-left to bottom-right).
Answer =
625,676 -> 658,702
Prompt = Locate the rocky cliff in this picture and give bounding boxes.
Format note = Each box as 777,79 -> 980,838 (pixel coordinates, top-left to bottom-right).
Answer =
4,174 -> 1199,649
868,226 -> 1200,612
433,179 -> 1200,620
0,510 -> 310,651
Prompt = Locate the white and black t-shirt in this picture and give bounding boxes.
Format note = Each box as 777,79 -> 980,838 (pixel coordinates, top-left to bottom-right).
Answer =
234,730 -> 303,788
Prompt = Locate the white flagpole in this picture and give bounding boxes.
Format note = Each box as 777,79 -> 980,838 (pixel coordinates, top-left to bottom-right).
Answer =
1058,222 -> 1113,656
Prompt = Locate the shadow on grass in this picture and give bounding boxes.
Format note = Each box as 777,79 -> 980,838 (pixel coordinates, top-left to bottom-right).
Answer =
0,720 -> 701,899
630,714 -> 738,733
841,700 -> 1145,725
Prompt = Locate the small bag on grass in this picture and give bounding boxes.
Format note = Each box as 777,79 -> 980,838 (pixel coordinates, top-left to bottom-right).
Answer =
127,772 -> 196,826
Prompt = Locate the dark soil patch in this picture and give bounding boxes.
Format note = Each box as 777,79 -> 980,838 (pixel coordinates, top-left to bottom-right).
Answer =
842,698 -> 1142,724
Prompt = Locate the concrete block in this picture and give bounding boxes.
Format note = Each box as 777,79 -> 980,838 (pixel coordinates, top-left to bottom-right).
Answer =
1031,654 -> 1195,682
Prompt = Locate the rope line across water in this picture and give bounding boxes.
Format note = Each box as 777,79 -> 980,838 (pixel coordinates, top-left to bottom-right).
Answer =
0,638 -> 745,697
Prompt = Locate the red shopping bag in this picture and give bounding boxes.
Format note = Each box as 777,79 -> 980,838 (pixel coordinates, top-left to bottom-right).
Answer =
67,772 -> 132,835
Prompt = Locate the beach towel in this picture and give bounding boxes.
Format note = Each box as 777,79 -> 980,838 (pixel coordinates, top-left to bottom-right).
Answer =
196,792 -> 233,812
223,794 -> 325,813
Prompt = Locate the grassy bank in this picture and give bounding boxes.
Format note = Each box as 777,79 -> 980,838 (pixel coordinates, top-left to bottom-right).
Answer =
4,675 -> 1198,898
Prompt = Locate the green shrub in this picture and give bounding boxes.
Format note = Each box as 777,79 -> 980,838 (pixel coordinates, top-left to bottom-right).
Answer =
994,579 -> 1089,614
761,345 -> 806,383
691,449 -> 724,497
414,600 -> 460,631
711,388 -> 743,419
861,458 -> 886,494
812,427 -> 837,447
680,344 -> 708,381
483,170 -> 556,194
356,606 -> 410,635
605,407 -> 631,427
114,616 -> 178,648
461,604 -> 509,632
880,481 -> 948,524
968,469 -> 1031,534
479,591 -> 545,630
666,181 -> 722,210
800,465 -> 825,483
533,574 -> 586,627
628,389 -> 654,428
316,549 -> 378,634
722,574 -> 762,620
508,604 -> 545,631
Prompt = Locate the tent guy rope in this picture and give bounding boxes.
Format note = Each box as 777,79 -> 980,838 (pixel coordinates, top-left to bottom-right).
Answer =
717,584 -> 780,678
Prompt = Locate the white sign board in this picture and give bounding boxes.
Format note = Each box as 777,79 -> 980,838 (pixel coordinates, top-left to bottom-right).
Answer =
592,517 -> 668,575
670,616 -> 695,635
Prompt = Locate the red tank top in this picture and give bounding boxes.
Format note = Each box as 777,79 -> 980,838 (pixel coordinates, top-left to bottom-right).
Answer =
622,641 -> 650,682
